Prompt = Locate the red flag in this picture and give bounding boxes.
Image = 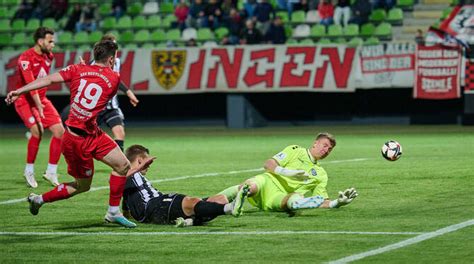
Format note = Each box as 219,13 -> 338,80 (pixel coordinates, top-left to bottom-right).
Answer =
414,45 -> 462,99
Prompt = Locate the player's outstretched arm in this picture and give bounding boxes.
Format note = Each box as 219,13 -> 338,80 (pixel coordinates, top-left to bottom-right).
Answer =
264,159 -> 307,177
5,72 -> 64,105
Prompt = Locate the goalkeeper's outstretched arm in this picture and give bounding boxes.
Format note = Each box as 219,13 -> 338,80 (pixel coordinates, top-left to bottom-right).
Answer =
286,188 -> 358,210
264,159 -> 307,177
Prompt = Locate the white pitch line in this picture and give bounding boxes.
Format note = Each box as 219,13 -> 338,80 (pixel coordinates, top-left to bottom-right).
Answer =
0,230 -> 423,237
328,219 -> 474,264
0,158 -> 368,205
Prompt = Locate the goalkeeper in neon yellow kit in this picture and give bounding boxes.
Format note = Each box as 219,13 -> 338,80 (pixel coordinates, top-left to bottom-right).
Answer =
217,132 -> 358,214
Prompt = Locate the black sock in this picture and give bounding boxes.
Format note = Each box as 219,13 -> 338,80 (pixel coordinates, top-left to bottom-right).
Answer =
194,201 -> 225,219
115,140 -> 124,152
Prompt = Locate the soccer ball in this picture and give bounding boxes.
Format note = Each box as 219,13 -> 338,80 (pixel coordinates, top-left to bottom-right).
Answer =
381,140 -> 402,161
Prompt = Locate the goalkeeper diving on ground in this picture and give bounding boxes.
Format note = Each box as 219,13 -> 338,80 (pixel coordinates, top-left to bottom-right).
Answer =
217,132 -> 358,215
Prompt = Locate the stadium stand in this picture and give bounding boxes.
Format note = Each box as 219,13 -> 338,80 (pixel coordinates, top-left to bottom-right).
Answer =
0,0 -> 454,50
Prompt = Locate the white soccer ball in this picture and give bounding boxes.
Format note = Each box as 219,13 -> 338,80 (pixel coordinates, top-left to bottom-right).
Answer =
381,140 -> 402,161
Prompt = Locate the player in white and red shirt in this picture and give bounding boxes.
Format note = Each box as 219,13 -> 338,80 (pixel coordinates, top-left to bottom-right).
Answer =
15,27 -> 64,188
5,40 -> 153,228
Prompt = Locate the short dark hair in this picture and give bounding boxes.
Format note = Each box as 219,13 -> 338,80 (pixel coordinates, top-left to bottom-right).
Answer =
125,145 -> 150,162
93,40 -> 118,63
100,33 -> 117,42
34,27 -> 54,43
316,132 -> 336,147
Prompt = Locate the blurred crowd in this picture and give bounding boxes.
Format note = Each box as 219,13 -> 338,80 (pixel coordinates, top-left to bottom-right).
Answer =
11,0 -> 398,46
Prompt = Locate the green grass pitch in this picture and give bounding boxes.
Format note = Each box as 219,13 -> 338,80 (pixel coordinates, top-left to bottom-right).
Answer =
0,125 -> 473,263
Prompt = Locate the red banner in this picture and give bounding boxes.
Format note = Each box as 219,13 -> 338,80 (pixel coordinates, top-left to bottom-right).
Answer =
414,45 -> 461,99
466,58 -> 474,92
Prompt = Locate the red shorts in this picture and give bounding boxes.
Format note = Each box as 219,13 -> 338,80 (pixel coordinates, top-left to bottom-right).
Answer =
61,129 -> 118,179
14,98 -> 62,129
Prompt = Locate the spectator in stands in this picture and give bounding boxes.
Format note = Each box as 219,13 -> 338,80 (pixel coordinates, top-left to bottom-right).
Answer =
185,38 -> 198,47
415,29 -> 425,45
221,0 -> 236,16
112,0 -> 127,20
203,0 -> 223,30
349,0 -> 371,25
64,3 -> 82,32
13,0 -> 34,21
31,0 -> 53,20
372,0 -> 395,10
334,0 -> 351,27
174,0 -> 189,31
278,0 -> 313,18
277,0 -> 297,18
240,19 -> 262,45
186,0 -> 206,29
306,0 -> 319,11
318,0 -> 334,26
253,0 -> 275,35
265,16 -> 286,44
42,0 -> 68,21
75,3 -> 98,33
223,7 -> 243,44
243,0 -> 257,18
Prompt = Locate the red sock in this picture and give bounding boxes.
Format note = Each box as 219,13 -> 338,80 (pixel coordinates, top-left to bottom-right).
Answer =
27,135 -> 41,164
42,184 -> 72,203
48,136 -> 62,164
109,175 -> 127,206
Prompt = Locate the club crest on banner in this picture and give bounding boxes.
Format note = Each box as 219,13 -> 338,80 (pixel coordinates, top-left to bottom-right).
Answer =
151,50 -> 186,90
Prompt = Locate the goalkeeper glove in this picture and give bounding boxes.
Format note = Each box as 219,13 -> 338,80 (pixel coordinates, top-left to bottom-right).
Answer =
329,187 -> 358,208
274,166 -> 307,177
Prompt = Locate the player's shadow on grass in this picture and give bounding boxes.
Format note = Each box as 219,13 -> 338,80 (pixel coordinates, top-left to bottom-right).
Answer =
54,220 -> 126,230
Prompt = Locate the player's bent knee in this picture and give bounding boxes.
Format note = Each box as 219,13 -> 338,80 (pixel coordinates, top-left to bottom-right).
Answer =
243,180 -> 258,195
51,125 -> 65,137
74,183 -> 91,194
183,197 -> 201,216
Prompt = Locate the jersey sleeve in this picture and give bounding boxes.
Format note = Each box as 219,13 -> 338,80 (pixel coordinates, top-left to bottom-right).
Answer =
18,57 -> 37,97
58,64 -> 78,82
272,145 -> 299,167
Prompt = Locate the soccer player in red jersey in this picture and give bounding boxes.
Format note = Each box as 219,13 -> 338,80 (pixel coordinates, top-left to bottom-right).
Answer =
5,40 -> 153,228
14,27 -> 64,188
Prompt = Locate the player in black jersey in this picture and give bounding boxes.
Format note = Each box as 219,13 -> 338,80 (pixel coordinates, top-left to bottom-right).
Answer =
122,145 -> 249,227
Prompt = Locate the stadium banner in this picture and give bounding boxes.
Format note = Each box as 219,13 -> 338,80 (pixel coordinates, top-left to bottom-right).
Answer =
1,46 -> 359,95
465,44 -> 474,93
414,45 -> 462,99
357,42 -> 416,88
0,43 -> 420,96
439,5 -> 474,44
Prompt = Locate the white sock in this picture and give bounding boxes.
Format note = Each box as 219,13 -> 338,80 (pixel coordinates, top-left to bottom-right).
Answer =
223,203 -> 233,215
25,164 -> 34,174
108,206 -> 120,215
46,164 -> 58,174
